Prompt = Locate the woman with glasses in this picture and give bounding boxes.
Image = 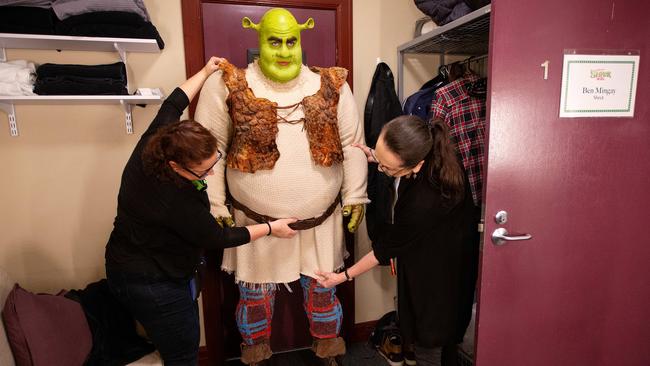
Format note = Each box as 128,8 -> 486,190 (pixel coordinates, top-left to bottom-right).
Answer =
104,57 -> 297,366
316,115 -> 478,366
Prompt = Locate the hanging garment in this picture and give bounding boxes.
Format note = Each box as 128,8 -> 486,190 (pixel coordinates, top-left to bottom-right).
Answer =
364,62 -> 403,241
430,74 -> 486,206
403,73 -> 447,121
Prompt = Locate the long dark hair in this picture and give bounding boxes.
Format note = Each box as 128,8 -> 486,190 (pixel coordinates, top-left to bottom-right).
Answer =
381,115 -> 464,200
142,119 -> 218,184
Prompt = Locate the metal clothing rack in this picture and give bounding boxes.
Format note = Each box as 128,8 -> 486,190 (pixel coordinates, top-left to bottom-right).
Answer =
396,4 -> 491,100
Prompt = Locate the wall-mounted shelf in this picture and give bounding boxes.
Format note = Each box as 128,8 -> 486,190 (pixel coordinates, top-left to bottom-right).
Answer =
396,4 -> 491,100
0,95 -> 163,136
0,33 -> 160,62
0,33 -> 163,137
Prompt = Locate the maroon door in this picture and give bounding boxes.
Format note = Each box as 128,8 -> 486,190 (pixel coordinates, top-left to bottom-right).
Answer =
476,1 -> 650,365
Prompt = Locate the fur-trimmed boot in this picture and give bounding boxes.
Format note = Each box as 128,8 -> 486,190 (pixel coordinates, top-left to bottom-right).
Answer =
312,337 -> 346,366
240,341 -> 272,365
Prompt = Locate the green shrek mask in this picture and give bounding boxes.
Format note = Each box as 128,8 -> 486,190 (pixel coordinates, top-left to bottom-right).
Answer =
242,8 -> 314,83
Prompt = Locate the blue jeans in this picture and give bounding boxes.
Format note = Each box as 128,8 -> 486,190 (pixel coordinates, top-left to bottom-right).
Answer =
106,267 -> 199,366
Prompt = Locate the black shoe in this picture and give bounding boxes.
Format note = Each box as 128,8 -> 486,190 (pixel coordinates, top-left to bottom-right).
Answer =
378,331 -> 404,366
404,343 -> 416,365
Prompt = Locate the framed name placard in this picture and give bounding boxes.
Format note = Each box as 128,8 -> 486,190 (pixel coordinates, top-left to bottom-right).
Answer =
559,52 -> 639,118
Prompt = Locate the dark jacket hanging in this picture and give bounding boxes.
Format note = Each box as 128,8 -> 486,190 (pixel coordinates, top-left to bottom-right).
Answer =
364,62 -> 403,241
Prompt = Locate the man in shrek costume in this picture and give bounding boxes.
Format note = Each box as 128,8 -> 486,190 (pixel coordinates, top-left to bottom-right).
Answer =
194,8 -> 368,366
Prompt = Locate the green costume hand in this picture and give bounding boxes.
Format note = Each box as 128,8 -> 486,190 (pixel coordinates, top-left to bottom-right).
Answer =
342,204 -> 365,233
216,216 -> 235,228
242,8 -> 314,83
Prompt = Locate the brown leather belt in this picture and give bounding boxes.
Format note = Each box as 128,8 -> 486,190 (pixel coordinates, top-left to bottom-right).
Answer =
228,194 -> 341,230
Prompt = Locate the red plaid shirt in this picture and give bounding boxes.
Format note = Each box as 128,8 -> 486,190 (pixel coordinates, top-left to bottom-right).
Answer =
430,74 -> 486,206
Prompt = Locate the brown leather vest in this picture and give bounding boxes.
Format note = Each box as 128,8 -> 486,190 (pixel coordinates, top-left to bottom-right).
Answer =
219,61 -> 346,173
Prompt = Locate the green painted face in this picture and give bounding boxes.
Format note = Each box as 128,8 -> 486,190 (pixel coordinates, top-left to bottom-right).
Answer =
243,8 -> 314,83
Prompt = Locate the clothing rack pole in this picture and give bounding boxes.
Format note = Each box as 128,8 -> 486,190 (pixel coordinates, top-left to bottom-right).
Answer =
459,54 -> 489,65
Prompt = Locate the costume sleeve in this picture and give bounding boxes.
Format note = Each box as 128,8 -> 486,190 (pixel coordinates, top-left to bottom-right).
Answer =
337,82 -> 370,206
193,71 -> 233,218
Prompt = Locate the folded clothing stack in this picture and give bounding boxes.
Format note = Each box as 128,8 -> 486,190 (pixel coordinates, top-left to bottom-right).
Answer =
0,2 -> 57,35
0,0 -> 164,49
34,61 -> 128,95
0,60 -> 37,96
52,0 -> 165,49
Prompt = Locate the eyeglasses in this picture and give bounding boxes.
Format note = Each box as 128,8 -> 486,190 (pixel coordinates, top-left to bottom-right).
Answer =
370,148 -> 409,177
182,150 -> 223,180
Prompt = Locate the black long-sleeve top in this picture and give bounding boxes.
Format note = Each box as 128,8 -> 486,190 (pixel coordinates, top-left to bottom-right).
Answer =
372,161 -> 479,347
105,88 -> 250,281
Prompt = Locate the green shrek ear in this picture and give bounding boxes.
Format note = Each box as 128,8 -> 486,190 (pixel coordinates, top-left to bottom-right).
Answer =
299,18 -> 315,30
242,17 -> 260,31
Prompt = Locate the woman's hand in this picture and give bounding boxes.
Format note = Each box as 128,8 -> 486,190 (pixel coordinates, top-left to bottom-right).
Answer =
269,218 -> 298,238
352,143 -> 378,163
180,56 -> 225,101
314,270 -> 346,289
202,56 -> 223,76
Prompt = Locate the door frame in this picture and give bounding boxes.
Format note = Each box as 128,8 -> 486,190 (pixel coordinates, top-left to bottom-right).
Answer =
180,1 -> 353,364
181,0 -> 353,116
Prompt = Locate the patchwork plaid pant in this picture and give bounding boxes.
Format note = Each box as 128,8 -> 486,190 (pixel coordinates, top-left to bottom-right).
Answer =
236,275 -> 343,345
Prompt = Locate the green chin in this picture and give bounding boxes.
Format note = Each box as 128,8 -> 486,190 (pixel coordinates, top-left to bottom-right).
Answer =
259,60 -> 301,83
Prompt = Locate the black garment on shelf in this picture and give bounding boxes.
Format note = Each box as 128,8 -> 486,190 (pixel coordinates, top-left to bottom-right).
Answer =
65,279 -> 156,366
34,75 -> 128,95
36,61 -> 127,80
372,161 -> 479,348
34,62 -> 128,95
0,6 -> 57,34
105,88 -> 250,281
55,11 -> 165,49
414,0 -> 473,26
364,62 -> 403,241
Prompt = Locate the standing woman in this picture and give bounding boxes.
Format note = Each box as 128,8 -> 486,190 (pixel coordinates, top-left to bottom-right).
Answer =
105,57 -> 297,366
317,115 -> 478,366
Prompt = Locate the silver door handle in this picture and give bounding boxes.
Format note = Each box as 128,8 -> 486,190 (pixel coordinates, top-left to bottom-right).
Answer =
491,227 -> 532,246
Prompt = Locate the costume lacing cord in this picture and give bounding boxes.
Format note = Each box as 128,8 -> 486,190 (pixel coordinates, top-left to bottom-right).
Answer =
276,101 -> 307,130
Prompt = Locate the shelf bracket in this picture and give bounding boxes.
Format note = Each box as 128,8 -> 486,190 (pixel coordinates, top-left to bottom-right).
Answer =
113,42 -> 128,64
0,47 -> 6,62
0,102 -> 18,137
113,42 -> 131,92
120,100 -> 134,135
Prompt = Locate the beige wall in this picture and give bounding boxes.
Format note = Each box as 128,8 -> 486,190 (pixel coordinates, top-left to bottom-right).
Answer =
0,0 -> 190,336
0,0 -> 440,338
0,0 -> 186,291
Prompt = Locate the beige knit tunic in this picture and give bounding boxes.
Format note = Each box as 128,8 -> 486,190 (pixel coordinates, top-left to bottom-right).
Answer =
194,61 -> 369,285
